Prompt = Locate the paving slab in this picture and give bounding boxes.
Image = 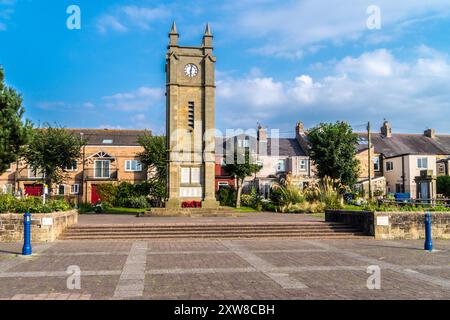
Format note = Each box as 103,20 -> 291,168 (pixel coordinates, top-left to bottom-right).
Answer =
0,238 -> 449,300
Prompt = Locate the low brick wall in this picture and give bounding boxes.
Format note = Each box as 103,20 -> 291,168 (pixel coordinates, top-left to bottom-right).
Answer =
326,210 -> 450,240
0,210 -> 78,242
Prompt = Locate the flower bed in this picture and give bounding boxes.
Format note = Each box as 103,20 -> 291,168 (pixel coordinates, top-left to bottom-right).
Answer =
181,201 -> 202,208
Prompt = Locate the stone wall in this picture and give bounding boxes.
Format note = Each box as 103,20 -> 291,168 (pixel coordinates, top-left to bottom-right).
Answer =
325,210 -> 375,236
0,210 -> 78,242
326,210 -> 450,240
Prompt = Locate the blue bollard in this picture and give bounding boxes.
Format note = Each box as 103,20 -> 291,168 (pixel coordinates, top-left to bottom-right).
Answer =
424,212 -> 433,252
22,212 -> 32,256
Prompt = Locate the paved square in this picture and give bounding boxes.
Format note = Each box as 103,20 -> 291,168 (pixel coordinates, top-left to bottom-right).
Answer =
0,239 -> 449,300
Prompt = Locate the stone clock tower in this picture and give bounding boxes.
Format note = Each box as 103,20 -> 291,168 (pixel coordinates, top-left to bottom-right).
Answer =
165,22 -> 219,208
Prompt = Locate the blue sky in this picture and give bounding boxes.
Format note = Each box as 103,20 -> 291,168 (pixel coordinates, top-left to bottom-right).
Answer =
1,0 -> 450,136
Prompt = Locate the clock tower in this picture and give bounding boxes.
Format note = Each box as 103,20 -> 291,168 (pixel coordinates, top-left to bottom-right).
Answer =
165,22 -> 219,208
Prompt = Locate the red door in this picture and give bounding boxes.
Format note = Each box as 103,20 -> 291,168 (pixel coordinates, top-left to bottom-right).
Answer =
24,185 -> 43,196
91,185 -> 101,204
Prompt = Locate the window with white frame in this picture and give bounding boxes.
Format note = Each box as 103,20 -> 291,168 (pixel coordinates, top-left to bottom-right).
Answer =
2,184 -> 13,194
94,160 -> 110,178
64,160 -> 78,171
57,185 -> 65,195
386,161 -> 394,172
6,163 -> 12,172
374,156 -> 380,171
257,160 -> 264,168
28,168 -> 44,178
277,160 -> 285,172
70,184 -> 79,194
125,160 -> 142,172
218,182 -> 229,189
417,157 -> 428,169
299,159 -> 307,171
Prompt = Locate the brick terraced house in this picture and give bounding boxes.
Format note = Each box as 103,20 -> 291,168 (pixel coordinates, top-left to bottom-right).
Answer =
294,120 -> 450,199
0,129 -> 150,204
215,124 -> 313,197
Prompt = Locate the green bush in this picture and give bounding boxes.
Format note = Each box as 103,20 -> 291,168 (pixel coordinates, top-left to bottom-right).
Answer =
95,182 -> 154,208
217,187 -> 236,207
437,176 -> 450,197
0,194 -> 16,213
262,201 -> 277,212
78,202 -> 93,213
126,196 -> 150,209
0,194 -> 71,213
240,194 -> 253,207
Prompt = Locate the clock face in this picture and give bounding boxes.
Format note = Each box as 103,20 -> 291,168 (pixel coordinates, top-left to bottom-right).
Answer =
184,63 -> 198,78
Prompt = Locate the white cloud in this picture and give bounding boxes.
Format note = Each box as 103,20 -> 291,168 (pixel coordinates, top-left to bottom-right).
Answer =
216,48 -> 450,133
97,15 -> 127,34
83,102 -> 95,108
0,0 -> 15,31
225,0 -> 450,59
96,5 -> 169,34
102,86 -> 164,111
35,101 -> 66,110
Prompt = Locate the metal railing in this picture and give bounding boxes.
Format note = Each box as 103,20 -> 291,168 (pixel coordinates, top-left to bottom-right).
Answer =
379,198 -> 450,208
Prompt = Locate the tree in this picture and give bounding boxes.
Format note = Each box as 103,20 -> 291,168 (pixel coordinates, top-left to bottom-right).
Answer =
437,175 -> 450,197
24,124 -> 86,193
138,134 -> 167,205
224,149 -> 261,208
307,121 -> 360,186
0,66 -> 33,174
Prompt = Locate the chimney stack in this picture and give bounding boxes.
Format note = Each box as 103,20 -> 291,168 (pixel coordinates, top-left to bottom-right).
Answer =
380,120 -> 392,138
257,123 -> 267,142
257,123 -> 267,156
295,121 -> 310,155
424,128 -> 436,139
295,122 -> 305,137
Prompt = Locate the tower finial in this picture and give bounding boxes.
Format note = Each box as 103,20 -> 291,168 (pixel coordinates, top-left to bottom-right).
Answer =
168,21 -> 179,47
170,21 -> 178,34
204,23 -> 212,36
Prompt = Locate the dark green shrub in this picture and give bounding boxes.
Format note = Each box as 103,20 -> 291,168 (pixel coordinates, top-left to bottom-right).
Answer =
437,176 -> 450,197
217,187 -> 236,207
269,187 -> 283,205
78,202 -> 93,213
262,201 -> 277,212
126,196 -> 150,209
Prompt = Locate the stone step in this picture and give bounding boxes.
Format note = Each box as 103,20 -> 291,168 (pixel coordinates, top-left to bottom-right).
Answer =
64,224 -> 354,232
59,232 -> 368,240
66,222 -> 347,229
59,221 -> 370,240
61,228 -> 362,237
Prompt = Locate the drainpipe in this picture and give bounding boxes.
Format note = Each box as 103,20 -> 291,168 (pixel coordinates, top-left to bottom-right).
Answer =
401,155 -> 406,194
82,135 -> 87,203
